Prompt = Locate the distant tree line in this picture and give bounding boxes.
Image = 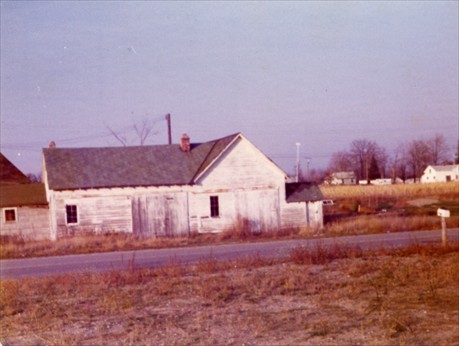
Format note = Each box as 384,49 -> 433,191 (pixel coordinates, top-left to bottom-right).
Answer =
322,133 -> 455,183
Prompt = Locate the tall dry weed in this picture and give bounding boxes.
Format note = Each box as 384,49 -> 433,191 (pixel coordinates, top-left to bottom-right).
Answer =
323,214 -> 455,236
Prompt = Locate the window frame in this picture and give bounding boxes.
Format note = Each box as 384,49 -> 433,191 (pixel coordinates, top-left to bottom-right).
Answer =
210,196 -> 220,218
3,208 -> 17,223
65,204 -> 78,225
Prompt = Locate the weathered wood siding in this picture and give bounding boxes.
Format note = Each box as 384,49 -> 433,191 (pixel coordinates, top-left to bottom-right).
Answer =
51,191 -> 132,237
281,203 -> 307,230
198,137 -> 285,190
188,189 -> 280,234
192,138 -> 284,233
0,206 -> 51,240
49,187 -> 190,238
132,192 -> 189,237
234,189 -> 280,233
281,201 -> 324,230
188,191 -> 236,233
307,201 -> 324,229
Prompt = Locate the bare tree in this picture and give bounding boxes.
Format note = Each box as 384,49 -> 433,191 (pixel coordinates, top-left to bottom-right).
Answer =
407,139 -> 430,180
107,118 -> 159,146
308,168 -> 327,184
368,155 -> 380,180
428,133 -> 449,165
134,119 -> 156,146
327,139 -> 387,182
107,126 -> 129,146
349,139 -> 380,182
390,144 -> 410,182
375,147 -> 389,178
327,151 -> 354,173
27,173 -> 42,183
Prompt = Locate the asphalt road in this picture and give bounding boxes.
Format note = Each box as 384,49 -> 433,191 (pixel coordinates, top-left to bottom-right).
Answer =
1,229 -> 458,279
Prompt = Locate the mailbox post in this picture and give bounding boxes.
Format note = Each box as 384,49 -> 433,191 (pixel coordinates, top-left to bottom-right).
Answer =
437,208 -> 450,246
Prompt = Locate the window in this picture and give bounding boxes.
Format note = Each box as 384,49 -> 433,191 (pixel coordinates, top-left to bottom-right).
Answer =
66,205 -> 78,224
210,196 -> 219,217
3,208 -> 17,222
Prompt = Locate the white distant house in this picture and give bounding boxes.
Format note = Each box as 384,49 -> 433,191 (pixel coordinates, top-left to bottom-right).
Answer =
329,172 -> 356,185
420,165 -> 459,183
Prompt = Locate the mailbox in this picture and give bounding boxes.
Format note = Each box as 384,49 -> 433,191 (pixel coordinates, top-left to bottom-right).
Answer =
437,208 -> 450,218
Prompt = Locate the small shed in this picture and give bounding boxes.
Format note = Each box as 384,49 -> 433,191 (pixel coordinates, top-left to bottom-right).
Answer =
285,182 -> 324,229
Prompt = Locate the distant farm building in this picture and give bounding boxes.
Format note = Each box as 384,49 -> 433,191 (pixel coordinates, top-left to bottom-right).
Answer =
42,133 -> 324,240
421,165 -> 459,183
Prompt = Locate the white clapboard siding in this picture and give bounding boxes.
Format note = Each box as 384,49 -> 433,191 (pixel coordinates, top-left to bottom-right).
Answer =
198,137 -> 285,189
52,192 -> 132,237
0,206 -> 51,239
188,188 -> 280,233
189,137 -> 285,233
132,192 -> 189,237
188,191 -> 236,233
307,201 -> 324,229
280,202 -> 307,230
280,201 -> 324,230
234,189 -> 280,233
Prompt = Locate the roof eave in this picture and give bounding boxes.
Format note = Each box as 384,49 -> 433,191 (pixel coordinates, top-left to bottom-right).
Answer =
49,182 -> 194,191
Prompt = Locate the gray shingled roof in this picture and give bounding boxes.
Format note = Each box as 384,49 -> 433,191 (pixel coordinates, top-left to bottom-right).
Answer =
285,182 -> 324,203
43,133 -> 240,190
429,165 -> 459,172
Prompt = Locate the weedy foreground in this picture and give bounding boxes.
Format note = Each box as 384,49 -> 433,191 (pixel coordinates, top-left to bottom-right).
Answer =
1,243 -> 458,345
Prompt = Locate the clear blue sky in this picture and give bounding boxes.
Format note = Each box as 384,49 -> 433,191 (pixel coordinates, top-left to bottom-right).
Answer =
1,1 -> 458,175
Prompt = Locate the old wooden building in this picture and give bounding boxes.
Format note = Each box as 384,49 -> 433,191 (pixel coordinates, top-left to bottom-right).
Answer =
42,133 -> 323,239
0,153 -> 51,239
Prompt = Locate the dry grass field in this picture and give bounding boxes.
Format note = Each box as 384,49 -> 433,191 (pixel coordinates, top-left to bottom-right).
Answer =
321,182 -> 459,237
320,181 -> 459,200
1,243 -> 458,345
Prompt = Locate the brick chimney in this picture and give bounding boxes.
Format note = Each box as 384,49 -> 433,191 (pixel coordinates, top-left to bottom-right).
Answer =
180,133 -> 191,152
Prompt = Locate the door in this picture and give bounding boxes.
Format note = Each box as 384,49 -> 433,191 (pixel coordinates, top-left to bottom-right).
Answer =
132,193 -> 189,237
235,189 -> 279,233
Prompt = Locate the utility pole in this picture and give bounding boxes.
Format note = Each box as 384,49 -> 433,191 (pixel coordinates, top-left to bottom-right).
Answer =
165,113 -> 172,144
296,142 -> 301,183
